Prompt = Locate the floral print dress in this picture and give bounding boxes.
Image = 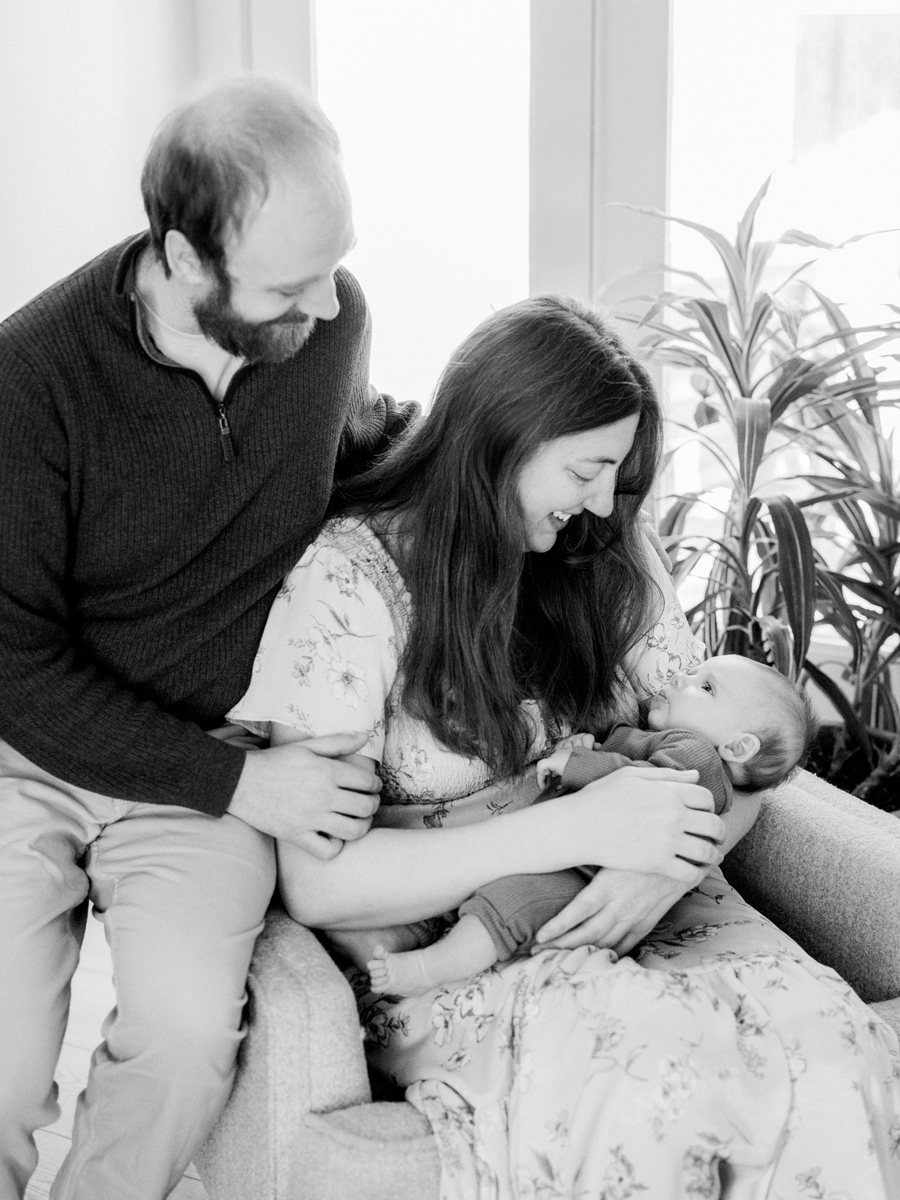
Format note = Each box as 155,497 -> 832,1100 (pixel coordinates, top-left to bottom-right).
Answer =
230,518 -> 900,1200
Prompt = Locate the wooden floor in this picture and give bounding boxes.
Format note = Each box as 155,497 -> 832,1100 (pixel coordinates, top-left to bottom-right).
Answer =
25,909 -> 209,1200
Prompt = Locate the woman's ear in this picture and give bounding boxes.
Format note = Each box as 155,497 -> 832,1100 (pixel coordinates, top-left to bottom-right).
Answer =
718,732 -> 761,765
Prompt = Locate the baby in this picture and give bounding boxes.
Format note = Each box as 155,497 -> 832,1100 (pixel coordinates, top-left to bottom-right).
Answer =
345,655 -> 816,997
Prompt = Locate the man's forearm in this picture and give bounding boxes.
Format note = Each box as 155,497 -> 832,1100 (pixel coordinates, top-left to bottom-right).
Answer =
0,648 -> 246,812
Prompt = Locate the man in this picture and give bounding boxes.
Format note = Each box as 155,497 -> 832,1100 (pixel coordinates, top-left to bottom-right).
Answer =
0,78 -> 413,1199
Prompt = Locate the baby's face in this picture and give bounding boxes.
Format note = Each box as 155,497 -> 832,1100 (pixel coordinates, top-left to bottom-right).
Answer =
646,655 -> 768,748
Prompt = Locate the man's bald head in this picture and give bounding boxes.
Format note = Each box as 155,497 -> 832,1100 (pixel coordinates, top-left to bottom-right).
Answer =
141,77 -> 343,276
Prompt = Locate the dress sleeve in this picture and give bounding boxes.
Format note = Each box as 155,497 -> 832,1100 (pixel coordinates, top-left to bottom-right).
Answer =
623,531 -> 705,700
227,538 -> 399,763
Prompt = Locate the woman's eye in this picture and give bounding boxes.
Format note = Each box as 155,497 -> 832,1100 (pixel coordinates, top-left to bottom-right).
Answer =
570,470 -> 592,484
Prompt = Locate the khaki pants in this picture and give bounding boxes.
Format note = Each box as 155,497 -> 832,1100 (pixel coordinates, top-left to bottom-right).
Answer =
0,740 -> 276,1200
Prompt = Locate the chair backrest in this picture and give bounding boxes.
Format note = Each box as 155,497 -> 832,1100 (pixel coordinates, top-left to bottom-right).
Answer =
726,770 -> 900,1003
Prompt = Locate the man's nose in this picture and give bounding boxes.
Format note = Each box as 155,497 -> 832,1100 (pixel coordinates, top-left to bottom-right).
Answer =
304,274 -> 340,321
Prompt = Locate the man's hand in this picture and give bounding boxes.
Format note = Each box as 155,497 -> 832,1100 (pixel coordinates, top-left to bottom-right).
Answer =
226,732 -> 381,858
534,868 -> 690,956
206,721 -> 267,751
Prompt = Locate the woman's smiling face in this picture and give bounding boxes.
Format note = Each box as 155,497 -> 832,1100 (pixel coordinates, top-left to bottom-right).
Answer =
515,415 -> 640,552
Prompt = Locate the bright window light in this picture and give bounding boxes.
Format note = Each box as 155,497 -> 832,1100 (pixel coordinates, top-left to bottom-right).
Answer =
315,1 -> 530,407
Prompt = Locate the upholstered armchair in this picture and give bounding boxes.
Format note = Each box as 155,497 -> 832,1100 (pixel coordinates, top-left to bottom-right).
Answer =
196,769 -> 900,1200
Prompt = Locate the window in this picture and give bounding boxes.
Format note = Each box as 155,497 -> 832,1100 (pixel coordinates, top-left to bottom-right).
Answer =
664,0 -> 900,492
669,0 -> 900,346
315,1 -> 530,405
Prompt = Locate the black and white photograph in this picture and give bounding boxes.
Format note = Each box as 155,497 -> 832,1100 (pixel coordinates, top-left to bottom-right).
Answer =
1,3 -> 899,1198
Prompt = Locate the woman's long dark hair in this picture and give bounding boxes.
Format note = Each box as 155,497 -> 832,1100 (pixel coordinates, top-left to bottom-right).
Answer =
334,295 -> 664,778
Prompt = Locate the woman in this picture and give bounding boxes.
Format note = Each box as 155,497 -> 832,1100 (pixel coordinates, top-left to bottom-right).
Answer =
230,297 -> 900,1198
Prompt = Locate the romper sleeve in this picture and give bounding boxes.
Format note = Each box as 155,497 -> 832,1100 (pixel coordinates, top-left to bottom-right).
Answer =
226,535 -> 399,763
599,726 -> 733,815
623,530 -> 706,701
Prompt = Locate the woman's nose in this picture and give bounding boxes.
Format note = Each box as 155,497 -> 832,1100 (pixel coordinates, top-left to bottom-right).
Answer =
584,476 -> 616,519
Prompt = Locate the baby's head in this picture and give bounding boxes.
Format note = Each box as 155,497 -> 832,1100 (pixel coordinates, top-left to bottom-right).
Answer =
646,655 -> 817,790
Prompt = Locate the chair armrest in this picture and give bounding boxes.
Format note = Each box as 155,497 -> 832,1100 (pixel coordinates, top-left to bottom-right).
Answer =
196,909 -> 373,1196
198,910 -> 440,1200
725,769 -> 900,1003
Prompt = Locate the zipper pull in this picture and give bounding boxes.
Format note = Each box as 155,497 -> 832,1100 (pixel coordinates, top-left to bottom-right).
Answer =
216,402 -> 235,463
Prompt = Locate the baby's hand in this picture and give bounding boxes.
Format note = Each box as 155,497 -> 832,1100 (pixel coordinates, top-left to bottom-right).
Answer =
536,732 -> 596,789
557,732 -> 597,753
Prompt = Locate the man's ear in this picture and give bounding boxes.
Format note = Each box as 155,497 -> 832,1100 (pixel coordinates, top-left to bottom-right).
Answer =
718,732 -> 761,765
164,230 -> 208,286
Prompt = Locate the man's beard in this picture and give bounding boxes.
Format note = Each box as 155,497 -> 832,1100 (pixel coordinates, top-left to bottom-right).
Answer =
193,269 -> 316,362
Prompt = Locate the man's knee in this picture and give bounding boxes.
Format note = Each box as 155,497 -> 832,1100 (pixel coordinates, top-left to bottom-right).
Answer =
107,985 -> 246,1073
0,1050 -> 62,1143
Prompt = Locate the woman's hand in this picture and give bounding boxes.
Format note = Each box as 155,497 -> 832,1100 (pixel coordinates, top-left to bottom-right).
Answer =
532,788 -> 763,956
558,765 -> 724,886
533,868 -> 690,956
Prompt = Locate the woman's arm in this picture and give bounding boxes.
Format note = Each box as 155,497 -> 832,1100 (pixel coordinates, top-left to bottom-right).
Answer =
532,789 -> 763,955
278,764 -> 724,930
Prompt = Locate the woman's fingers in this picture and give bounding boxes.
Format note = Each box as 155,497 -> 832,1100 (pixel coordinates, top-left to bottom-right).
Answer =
687,811 -> 726,841
535,889 -> 607,946
686,811 -> 729,849
666,857 -> 707,886
679,832 -> 723,866
535,915 -> 619,953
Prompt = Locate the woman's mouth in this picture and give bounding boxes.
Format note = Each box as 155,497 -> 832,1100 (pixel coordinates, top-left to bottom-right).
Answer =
549,511 -> 572,530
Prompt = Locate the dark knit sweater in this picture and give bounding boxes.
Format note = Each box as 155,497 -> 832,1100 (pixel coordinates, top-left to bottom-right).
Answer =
0,234 -> 415,814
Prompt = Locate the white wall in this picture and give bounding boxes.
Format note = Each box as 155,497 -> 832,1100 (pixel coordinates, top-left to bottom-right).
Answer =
0,0 -> 195,319
0,0 -> 317,321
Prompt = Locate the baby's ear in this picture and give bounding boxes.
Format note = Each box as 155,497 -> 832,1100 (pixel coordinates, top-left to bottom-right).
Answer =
718,732 -> 761,765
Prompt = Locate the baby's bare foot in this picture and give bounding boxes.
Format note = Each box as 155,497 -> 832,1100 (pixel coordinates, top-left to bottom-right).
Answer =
328,924 -> 422,972
367,945 -> 437,997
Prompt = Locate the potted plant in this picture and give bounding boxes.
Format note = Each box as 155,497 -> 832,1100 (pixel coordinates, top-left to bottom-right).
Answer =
615,179 -> 900,805
791,309 -> 900,805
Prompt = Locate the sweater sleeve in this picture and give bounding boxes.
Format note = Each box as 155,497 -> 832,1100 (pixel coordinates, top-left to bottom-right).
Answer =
331,272 -> 419,480
561,726 -> 733,815
0,348 -> 244,812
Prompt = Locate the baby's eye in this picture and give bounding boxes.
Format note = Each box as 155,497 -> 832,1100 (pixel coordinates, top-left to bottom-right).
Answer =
701,681 -> 713,693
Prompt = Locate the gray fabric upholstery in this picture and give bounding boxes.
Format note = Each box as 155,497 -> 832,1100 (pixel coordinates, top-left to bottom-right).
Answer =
725,769 -> 900,1005
196,770 -> 900,1199
196,915 -> 440,1200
